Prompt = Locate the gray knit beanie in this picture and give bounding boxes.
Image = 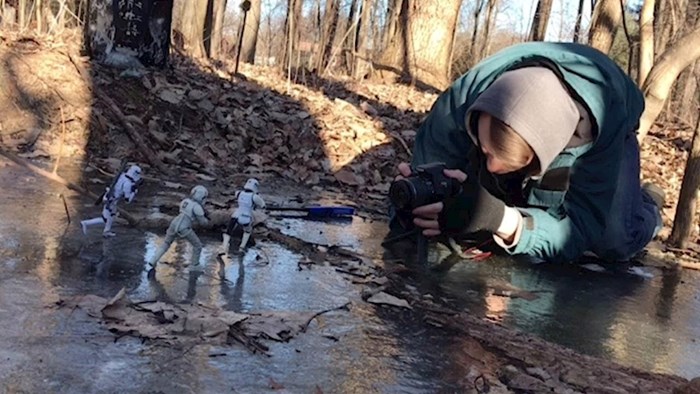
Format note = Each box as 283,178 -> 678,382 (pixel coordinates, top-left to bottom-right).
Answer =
467,67 -> 580,175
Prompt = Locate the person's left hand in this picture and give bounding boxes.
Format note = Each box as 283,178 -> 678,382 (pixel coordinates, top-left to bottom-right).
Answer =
411,169 -> 468,236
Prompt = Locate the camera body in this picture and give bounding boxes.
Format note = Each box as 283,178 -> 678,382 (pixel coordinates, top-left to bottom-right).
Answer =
389,162 -> 462,211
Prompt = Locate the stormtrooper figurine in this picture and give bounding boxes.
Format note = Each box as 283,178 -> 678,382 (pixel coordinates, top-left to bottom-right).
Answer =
222,178 -> 266,255
148,185 -> 209,270
81,164 -> 142,238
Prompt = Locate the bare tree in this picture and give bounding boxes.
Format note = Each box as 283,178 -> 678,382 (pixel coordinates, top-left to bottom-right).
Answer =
241,0 -> 262,63
172,0 -> 209,58
638,0 -> 655,85
637,26 -> 700,140
669,100 -> 700,248
574,0 -> 586,42
654,0 -> 686,56
353,0 -> 373,79
479,0 -> 500,59
379,0 -> 462,90
671,0 -> 700,126
468,0 -> 486,66
316,0 -> 340,71
19,0 -> 26,29
589,0 -> 624,53
381,0 -> 401,50
283,0 -> 303,68
529,0 -> 554,41
208,0 -> 228,59
344,0 -> 359,71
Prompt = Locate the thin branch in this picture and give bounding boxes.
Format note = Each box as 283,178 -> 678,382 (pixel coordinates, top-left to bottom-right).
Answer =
620,0 -> 633,76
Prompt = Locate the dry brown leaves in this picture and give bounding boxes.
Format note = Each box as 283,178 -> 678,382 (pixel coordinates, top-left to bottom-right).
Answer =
57,287 -> 349,354
0,32 -> 695,247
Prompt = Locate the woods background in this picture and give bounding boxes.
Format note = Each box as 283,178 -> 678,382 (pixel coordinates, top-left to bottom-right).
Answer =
0,0 -> 698,248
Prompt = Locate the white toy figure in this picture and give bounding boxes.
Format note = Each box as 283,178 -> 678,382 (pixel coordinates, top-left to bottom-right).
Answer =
148,185 -> 210,271
222,178 -> 266,255
81,164 -> 142,238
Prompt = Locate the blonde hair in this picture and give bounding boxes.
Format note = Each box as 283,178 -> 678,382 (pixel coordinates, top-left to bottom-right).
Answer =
489,116 -> 540,175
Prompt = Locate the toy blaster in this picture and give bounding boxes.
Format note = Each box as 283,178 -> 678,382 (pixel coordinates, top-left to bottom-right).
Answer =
267,206 -> 355,218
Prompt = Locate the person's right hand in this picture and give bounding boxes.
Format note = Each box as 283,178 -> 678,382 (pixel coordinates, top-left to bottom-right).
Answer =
396,162 -> 412,180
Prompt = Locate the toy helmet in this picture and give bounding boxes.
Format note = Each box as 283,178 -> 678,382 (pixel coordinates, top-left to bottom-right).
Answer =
190,185 -> 208,203
126,165 -> 142,181
244,178 -> 259,193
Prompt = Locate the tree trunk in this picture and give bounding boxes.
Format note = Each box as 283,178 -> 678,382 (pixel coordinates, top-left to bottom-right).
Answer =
209,0 -> 227,59
382,0 -> 401,50
671,0 -> 700,127
353,0 -> 373,79
173,0 -> 208,58
588,0 -> 623,53
479,0 -> 499,60
468,0 -> 485,67
18,0 -> 26,29
316,0 -> 340,71
669,111 -> 700,248
241,0 -> 261,63
654,0 -> 687,56
314,0 -> 321,39
638,26 -> 700,140
573,0 -> 586,42
638,0 -> 655,85
529,0 -> 554,41
447,2 -> 460,79
380,0 -> 461,90
283,0 -> 302,69
344,0 -> 359,72
1,3 -> 16,30
203,0 -> 215,57
36,0 -> 42,34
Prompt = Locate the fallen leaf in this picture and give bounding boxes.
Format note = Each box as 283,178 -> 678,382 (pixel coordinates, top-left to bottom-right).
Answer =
269,378 -> 285,390
163,181 -> 183,189
367,292 -> 411,309
334,170 -> 361,185
197,99 -> 215,112
187,89 -> 208,100
196,173 -> 216,181
360,101 -> 378,116
158,89 -> 183,105
101,287 -> 130,320
248,153 -> 266,166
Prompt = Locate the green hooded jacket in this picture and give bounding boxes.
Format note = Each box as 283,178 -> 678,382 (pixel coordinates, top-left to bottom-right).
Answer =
411,42 -> 645,262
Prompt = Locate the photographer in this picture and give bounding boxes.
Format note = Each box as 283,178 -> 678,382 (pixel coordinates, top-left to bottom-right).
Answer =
392,42 -> 665,263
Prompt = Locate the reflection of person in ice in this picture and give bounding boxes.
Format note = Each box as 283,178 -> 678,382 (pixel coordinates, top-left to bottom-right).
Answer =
146,273 -> 176,304
219,260 -> 245,313
184,269 -> 205,304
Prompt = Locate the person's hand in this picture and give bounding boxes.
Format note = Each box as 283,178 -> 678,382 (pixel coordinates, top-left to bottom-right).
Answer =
439,177 -> 506,235
412,169 -> 468,236
396,162 -> 412,180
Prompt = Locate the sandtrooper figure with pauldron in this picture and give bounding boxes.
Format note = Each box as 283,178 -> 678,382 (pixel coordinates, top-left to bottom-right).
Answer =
81,164 -> 142,238
221,178 -> 266,256
148,185 -> 210,271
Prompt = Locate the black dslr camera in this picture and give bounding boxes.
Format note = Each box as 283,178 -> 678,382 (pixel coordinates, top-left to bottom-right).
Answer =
389,162 -> 462,211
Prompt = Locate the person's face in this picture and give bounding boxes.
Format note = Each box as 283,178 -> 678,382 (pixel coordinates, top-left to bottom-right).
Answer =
477,113 -> 531,175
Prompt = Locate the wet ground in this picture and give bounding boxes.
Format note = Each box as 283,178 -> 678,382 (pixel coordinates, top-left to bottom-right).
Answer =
1,161 -> 699,393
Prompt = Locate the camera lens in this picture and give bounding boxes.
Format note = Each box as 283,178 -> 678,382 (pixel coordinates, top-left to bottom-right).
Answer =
389,179 -> 416,211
